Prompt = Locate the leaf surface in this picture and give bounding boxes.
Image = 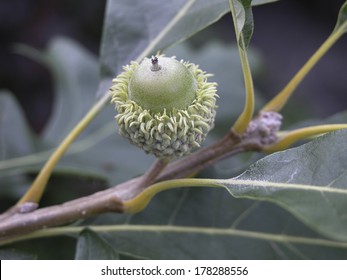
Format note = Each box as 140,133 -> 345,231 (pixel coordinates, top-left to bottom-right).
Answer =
0,91 -> 35,200
99,0 -> 279,80
0,91 -> 35,158
75,228 -> 119,260
42,37 -> 100,144
334,1 -> 347,33
230,0 -> 253,48
221,129 -> 347,241
94,192 -> 347,259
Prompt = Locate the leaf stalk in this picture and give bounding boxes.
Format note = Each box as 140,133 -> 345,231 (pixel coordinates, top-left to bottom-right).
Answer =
229,0 -> 255,134
262,22 -> 347,112
264,125 -> 347,152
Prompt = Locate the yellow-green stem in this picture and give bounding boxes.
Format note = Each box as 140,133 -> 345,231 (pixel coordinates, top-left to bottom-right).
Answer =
232,48 -> 255,134
262,26 -> 346,112
264,124 -> 347,153
18,94 -> 109,204
123,178 -> 220,213
229,0 -> 255,134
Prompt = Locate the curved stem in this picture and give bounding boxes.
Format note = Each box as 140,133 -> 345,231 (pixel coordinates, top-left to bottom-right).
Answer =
17,93 -> 110,204
123,178 -> 220,213
232,48 -> 255,134
229,0 -> 255,134
264,124 -> 347,153
261,25 -> 346,113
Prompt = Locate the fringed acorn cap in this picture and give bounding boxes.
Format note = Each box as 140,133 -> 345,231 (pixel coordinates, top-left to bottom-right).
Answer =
109,55 -> 217,159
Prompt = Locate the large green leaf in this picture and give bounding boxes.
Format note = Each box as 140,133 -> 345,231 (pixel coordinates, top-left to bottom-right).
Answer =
41,37 -> 100,145
0,91 -> 35,199
12,38 -> 100,146
0,91 -> 35,158
222,129 -> 347,242
101,0 -> 187,78
99,0 -> 279,80
75,228 -> 119,260
91,189 -> 347,259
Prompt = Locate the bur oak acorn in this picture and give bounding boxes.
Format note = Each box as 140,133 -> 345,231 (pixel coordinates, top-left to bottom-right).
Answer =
109,55 -> 217,159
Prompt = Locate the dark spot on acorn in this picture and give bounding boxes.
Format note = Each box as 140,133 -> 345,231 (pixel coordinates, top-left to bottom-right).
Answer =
151,56 -> 161,71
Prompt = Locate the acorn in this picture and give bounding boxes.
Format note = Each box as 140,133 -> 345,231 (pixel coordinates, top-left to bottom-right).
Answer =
109,55 -> 217,159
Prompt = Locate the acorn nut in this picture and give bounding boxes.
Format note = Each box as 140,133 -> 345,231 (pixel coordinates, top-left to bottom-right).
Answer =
110,55 -> 217,159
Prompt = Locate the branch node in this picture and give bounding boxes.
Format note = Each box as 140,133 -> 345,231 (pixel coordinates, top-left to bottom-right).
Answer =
243,111 -> 283,146
18,202 -> 39,214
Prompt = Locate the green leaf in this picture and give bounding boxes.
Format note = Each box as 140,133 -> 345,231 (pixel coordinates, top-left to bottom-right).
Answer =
99,0 -> 279,80
100,0 -> 190,78
93,194 -> 347,259
42,37 -> 100,145
229,0 -> 278,48
0,91 -> 36,158
222,129 -> 347,242
334,1 -> 347,33
0,91 -> 35,199
12,38 -> 100,146
75,228 -> 119,260
230,0 -> 253,49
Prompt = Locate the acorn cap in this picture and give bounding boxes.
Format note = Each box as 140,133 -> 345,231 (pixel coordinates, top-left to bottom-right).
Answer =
110,55 -> 217,159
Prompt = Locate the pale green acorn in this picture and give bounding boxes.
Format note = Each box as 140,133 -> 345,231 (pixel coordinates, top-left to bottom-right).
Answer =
109,55 -> 217,159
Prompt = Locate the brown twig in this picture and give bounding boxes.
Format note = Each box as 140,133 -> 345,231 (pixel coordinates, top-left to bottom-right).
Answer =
138,158 -> 170,189
0,129 -> 264,244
